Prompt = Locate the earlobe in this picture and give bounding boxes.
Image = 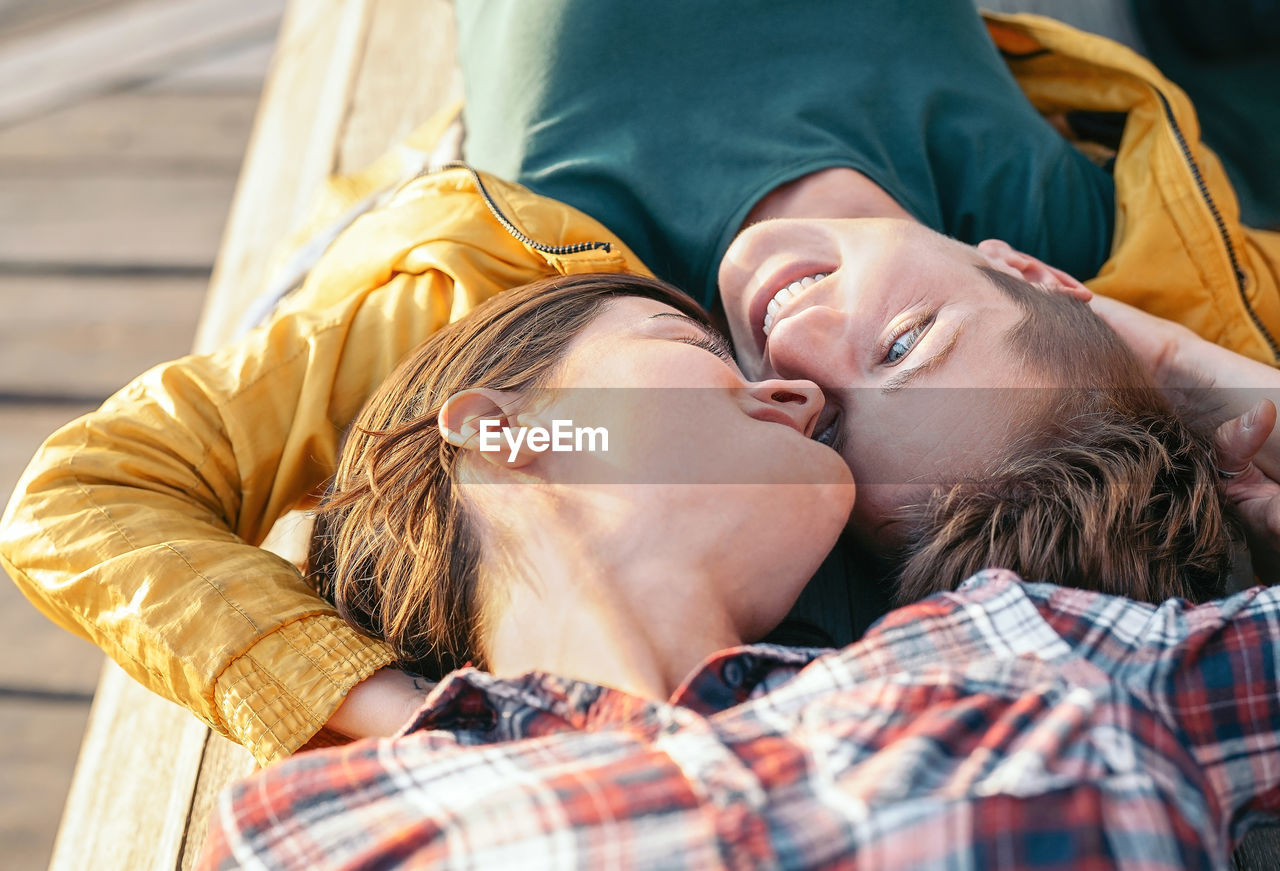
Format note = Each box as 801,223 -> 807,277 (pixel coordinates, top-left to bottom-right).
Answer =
439,388 -> 508,448
437,389 -> 539,469
975,238 -> 1092,302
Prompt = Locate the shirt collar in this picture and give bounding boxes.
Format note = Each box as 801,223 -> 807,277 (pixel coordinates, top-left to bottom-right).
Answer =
400,643 -> 826,740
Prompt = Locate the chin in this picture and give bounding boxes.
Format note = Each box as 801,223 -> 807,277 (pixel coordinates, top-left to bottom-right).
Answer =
847,507 -> 910,556
846,481 -> 930,554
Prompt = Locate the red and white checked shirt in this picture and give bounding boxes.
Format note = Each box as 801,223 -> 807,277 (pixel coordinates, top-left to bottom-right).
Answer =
199,570 -> 1280,869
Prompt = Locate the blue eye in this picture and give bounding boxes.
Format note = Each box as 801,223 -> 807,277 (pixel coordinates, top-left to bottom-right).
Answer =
884,316 -> 934,364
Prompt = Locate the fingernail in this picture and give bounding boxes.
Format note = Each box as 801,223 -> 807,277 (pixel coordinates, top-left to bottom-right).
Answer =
1244,404 -> 1262,430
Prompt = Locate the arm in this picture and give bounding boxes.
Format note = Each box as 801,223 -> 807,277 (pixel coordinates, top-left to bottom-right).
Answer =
1092,294 -> 1280,572
327,668 -> 437,739
0,275 -> 445,763
1090,293 -> 1280,478
0,171 -> 638,763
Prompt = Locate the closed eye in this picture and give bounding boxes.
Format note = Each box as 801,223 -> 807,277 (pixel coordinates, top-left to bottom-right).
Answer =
647,312 -> 740,371
676,332 -> 736,364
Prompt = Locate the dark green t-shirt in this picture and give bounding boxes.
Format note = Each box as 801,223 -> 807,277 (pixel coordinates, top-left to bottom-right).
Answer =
458,0 -> 1115,308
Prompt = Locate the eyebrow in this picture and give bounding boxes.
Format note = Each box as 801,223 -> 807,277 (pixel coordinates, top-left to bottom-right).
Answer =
880,319 -> 967,394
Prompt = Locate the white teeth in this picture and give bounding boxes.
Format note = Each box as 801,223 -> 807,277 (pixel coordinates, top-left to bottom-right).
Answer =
761,272 -> 827,337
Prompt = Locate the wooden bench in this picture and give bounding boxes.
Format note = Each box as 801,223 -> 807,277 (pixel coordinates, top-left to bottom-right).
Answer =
44,2 -> 1280,868
49,1 -> 460,867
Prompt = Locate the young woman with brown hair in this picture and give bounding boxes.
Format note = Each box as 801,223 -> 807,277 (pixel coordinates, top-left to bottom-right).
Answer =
309,270 -> 854,692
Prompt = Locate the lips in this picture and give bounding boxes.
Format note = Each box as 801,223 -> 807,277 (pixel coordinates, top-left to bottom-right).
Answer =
810,404 -> 841,448
745,265 -> 835,352
763,273 -> 828,336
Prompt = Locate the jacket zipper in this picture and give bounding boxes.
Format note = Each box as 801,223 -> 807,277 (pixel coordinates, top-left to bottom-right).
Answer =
1153,90 -> 1280,361
442,161 -> 613,257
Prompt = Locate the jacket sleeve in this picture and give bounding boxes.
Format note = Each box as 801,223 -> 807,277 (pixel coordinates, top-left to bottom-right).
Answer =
0,262 -> 468,763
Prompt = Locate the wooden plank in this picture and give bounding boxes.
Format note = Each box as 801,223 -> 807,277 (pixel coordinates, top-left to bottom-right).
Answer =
177,733 -> 257,871
47,0 -> 468,867
47,664 -> 213,871
0,0 -> 121,43
143,39 -> 277,94
0,0 -> 284,127
335,0 -> 462,174
0,173 -> 238,268
0,398 -> 98,871
47,3 -> 372,868
0,697 -> 96,871
0,92 -> 259,169
194,0 -> 372,353
0,274 -> 206,397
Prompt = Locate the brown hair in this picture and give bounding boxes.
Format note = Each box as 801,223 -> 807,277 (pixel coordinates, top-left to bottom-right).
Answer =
309,272 -> 709,678
895,268 -> 1236,605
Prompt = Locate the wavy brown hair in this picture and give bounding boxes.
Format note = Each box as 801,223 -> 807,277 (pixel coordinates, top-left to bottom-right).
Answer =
895,268 -> 1236,605
308,272 -> 710,678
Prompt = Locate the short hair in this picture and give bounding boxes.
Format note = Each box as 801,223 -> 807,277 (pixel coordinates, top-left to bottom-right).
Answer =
894,268 -> 1236,605
308,273 -> 709,678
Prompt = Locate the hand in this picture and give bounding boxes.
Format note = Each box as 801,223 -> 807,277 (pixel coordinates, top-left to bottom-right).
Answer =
1088,293 -> 1200,386
1093,294 -> 1280,476
1216,400 -> 1280,580
326,667 -> 437,739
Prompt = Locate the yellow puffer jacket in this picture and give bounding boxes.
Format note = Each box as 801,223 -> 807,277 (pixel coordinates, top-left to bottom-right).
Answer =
987,13 -> 1280,363
2,13 -> 1278,766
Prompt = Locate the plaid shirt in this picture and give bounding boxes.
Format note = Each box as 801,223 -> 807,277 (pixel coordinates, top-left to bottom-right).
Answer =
199,570 -> 1280,870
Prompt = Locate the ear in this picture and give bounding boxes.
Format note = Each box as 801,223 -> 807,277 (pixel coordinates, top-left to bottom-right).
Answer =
437,388 -> 538,469
976,239 -> 1092,302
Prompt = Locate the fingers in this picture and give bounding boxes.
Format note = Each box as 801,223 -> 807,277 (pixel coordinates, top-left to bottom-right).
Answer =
1215,399 -> 1277,475
1234,494 -> 1280,583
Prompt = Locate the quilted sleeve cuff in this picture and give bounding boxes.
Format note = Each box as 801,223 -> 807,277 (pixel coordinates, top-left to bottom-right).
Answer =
213,615 -> 396,766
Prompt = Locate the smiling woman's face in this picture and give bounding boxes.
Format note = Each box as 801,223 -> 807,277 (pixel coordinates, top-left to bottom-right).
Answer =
718,218 -> 1061,550
520,296 -> 855,636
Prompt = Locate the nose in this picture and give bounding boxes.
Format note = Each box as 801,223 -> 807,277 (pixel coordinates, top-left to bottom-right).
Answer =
744,378 -> 825,437
763,306 -> 852,386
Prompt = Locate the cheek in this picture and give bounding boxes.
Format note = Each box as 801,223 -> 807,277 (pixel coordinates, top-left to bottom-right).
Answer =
843,388 -> 1001,483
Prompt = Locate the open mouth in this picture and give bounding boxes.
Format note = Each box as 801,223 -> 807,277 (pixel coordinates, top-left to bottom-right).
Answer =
811,404 -> 841,449
744,265 -> 835,353
762,272 -> 828,337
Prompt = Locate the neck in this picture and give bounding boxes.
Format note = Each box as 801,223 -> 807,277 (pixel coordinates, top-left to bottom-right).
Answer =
481,509 -> 743,700
743,166 -> 916,227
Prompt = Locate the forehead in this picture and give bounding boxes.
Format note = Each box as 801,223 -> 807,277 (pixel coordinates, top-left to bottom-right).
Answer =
568,296 -> 682,344
844,220 -> 985,282
550,297 -> 686,380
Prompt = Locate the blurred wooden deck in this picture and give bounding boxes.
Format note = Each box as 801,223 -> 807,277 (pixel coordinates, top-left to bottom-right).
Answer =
0,1 -> 282,867
4,0 -> 463,866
